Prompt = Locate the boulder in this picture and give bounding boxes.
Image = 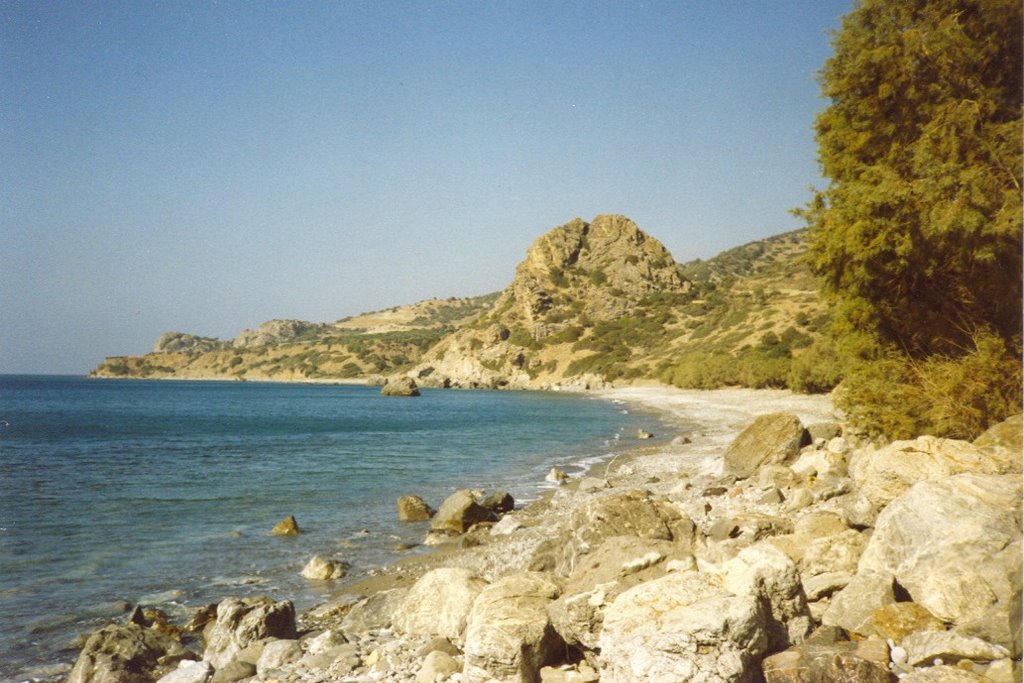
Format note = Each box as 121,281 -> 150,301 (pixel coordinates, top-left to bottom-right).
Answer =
392,568 -> 487,644
431,489 -> 498,535
381,377 -> 420,396
546,468 -> 568,484
723,413 -> 809,479
799,528 -> 867,576
973,414 -> 1023,472
820,572 -> 895,636
202,597 -> 296,670
300,555 -> 349,580
900,666 -> 987,682
255,640 -> 302,679
720,542 -> 812,650
341,587 -> 409,634
480,489 -> 515,514
869,602 -> 944,642
598,571 -> 768,683
761,627 -> 891,683
397,495 -> 434,522
270,515 -> 300,536
463,572 -> 564,683
554,489 -> 694,576
849,436 -> 1011,510
548,536 -> 694,649
155,660 -> 213,683
801,571 -> 852,602
69,623 -> 192,683
857,473 -> 1022,654
417,650 -> 461,683
901,630 -> 1010,666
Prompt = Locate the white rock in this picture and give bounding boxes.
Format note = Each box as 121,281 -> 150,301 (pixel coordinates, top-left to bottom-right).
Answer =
256,639 -> 302,677
300,555 -> 348,580
857,473 -> 1022,655
155,660 -> 212,683
417,650 -> 461,683
598,571 -> 767,683
901,630 -> 1010,666
392,568 -> 487,645
489,515 -> 522,536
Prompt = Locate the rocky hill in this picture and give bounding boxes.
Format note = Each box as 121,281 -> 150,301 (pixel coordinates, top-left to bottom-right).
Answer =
90,215 -> 828,388
409,215 -> 827,390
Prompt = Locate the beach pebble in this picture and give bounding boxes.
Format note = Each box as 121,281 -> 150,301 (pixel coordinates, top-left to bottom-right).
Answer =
417,650 -> 461,683
300,555 -> 349,580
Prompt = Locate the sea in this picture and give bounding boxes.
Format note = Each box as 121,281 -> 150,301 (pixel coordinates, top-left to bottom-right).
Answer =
0,375 -> 669,681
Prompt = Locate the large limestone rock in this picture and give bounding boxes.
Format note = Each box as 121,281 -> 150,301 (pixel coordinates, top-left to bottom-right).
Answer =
431,489 -> 498,535
598,571 -> 768,683
720,542 -> 812,650
974,414 -> 1023,472
901,630 -> 1010,666
392,568 -> 487,644
554,489 -> 694,576
203,597 -> 296,670
820,571 -> 895,636
548,536 -> 694,650
463,572 -> 564,683
68,623 -> 192,683
857,473 -> 1022,654
849,435 -> 1014,509
723,413 -> 809,479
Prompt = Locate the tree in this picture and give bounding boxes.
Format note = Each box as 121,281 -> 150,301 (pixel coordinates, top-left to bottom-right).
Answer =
802,0 -> 1022,356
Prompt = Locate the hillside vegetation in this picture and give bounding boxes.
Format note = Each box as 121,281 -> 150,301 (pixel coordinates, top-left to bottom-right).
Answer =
91,295 -> 498,381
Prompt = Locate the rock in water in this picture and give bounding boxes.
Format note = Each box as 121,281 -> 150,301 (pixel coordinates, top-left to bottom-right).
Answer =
480,489 -> 515,514
300,555 -> 349,580
431,489 -> 498,535
270,515 -> 300,536
381,377 -> 421,397
397,494 -> 435,522
723,413 -> 808,479
545,468 -> 568,484
463,572 -> 564,682
68,623 -> 192,683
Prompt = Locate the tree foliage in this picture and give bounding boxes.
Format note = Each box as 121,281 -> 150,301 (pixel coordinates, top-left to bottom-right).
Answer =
802,0 -> 1022,356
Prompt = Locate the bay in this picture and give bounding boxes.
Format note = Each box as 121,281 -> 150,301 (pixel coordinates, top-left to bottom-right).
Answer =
0,375 -> 662,679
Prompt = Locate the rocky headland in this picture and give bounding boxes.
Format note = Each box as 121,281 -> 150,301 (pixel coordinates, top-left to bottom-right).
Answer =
61,388 -> 1022,683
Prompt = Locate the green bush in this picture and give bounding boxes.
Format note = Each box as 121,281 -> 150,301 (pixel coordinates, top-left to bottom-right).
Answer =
837,330 -> 1022,440
787,337 -> 843,393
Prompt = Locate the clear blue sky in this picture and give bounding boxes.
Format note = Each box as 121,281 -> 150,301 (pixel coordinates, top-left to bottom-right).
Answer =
1,1 -> 852,374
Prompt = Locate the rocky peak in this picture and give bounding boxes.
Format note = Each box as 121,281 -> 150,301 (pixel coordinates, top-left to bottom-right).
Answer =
233,319 -> 326,348
501,214 -> 688,324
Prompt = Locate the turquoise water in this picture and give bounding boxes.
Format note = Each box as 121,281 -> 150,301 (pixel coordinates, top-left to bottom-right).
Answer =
0,375 -> 664,679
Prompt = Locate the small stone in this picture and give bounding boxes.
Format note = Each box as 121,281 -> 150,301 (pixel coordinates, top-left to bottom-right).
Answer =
671,435 -> 693,445
637,429 -> 654,439
271,515 -> 300,536
759,487 -> 785,505
708,517 -> 741,540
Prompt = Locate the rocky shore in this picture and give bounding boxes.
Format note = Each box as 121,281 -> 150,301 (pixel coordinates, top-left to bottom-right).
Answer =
61,388 -> 1021,683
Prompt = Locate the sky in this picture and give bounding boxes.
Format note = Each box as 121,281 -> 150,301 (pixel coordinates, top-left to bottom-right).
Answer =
1,1 -> 852,374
